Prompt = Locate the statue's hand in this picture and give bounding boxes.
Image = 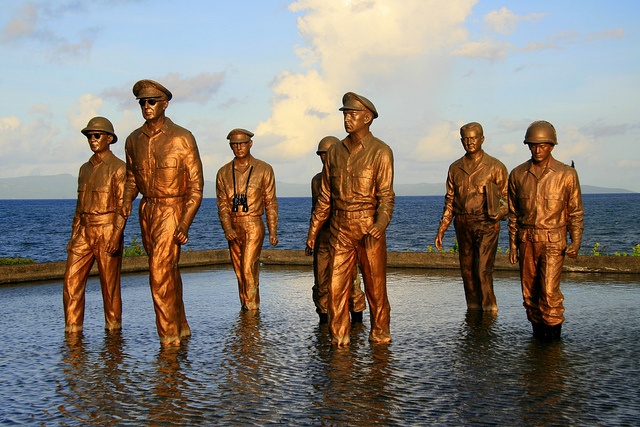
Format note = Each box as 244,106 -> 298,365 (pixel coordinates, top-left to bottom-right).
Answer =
269,234 -> 278,246
105,230 -> 122,254
566,242 -> 580,259
434,231 -> 444,251
174,226 -> 188,245
509,244 -> 518,264
305,238 -> 315,254
225,230 -> 238,242
367,224 -> 383,240
121,202 -> 132,218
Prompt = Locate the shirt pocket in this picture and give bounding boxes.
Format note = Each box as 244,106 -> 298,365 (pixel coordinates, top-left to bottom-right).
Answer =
545,195 -> 564,213
156,157 -> 178,186
352,168 -> 374,197
91,186 -> 111,211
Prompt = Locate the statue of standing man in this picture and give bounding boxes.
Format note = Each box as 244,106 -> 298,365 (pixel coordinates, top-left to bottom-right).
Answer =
216,129 -> 278,311
307,136 -> 366,324
306,92 -> 395,347
435,122 -> 508,312
508,120 -> 583,340
63,117 -> 126,333
122,79 -> 204,346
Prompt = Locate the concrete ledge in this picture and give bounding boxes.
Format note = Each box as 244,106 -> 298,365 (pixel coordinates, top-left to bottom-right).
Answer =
2,249 -> 640,285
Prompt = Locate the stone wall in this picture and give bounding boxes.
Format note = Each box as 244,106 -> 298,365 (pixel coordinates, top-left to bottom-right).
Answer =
2,249 -> 640,285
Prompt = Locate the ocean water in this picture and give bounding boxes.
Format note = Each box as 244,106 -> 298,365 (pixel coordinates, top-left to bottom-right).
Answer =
1,194 -> 639,263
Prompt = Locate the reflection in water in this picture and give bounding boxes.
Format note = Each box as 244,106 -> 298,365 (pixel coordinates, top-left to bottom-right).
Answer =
3,269 -> 638,425
59,331 -> 127,424
219,311 -> 267,424
452,310 -> 502,424
310,323 -> 397,425
517,340 -> 574,426
148,343 -> 191,426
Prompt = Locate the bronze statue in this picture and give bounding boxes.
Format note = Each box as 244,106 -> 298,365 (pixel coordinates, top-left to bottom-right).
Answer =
63,117 -> 126,333
306,92 -> 395,346
216,129 -> 279,311
121,79 -> 204,346
306,136 -> 366,324
508,120 -> 584,340
435,122 -> 508,311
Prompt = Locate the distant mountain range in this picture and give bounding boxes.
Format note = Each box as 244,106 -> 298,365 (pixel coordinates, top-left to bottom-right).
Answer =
0,173 -> 635,199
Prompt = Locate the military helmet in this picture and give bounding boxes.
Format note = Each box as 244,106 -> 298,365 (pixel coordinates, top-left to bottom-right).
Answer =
524,120 -> 557,145
316,136 -> 340,154
81,116 -> 117,144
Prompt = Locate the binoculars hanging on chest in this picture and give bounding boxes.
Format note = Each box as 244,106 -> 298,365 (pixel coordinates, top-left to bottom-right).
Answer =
232,193 -> 249,212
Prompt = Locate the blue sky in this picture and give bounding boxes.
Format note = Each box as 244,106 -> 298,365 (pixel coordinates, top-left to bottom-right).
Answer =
1,0 -> 638,191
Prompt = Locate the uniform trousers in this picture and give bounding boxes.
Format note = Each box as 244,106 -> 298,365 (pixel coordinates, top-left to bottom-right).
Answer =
517,229 -> 566,327
228,216 -> 265,310
63,220 -> 123,332
313,225 -> 366,315
328,215 -> 391,346
140,197 -> 190,344
453,216 -> 500,311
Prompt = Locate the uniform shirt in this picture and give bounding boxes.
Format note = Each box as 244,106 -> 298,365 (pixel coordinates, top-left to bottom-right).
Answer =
508,156 -> 584,243
216,155 -> 278,237
73,150 -> 126,230
438,150 -> 508,231
123,117 -> 204,230
308,132 -> 395,240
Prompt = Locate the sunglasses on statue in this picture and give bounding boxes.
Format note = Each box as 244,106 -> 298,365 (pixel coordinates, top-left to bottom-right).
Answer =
138,99 -> 161,107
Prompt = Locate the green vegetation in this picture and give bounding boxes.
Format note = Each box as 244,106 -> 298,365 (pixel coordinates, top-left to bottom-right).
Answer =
580,242 -> 640,257
0,257 -> 36,266
426,238 -> 460,254
433,240 -> 640,257
123,236 -> 147,257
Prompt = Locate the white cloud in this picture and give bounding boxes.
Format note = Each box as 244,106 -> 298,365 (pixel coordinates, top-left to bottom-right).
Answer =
102,72 -> 227,108
1,3 -> 38,42
452,38 -> 513,61
66,94 -> 104,131
257,0 -> 476,161
616,159 -> 640,170
413,121 -> 461,163
484,7 -> 545,35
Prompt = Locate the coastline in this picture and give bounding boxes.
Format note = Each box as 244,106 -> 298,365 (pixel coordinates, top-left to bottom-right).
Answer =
2,249 -> 640,285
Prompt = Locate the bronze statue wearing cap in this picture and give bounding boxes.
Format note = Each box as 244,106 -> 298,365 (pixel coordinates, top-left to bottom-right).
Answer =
216,128 -> 279,311
63,116 -> 127,333
508,120 -> 584,340
306,92 -> 395,346
306,135 -> 366,325
121,79 -> 204,346
435,122 -> 508,312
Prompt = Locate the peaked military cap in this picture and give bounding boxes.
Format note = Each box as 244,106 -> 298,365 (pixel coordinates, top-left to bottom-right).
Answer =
132,79 -> 173,100
339,92 -> 378,119
227,128 -> 254,143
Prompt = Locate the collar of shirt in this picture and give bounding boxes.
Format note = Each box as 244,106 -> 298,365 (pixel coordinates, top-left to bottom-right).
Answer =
141,117 -> 174,138
343,131 -> 373,152
525,156 -> 560,175
458,150 -> 487,175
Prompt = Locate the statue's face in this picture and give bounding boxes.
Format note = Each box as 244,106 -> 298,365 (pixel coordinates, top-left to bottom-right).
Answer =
138,98 -> 167,121
343,108 -> 371,135
86,132 -> 112,154
230,140 -> 252,160
528,142 -> 554,164
460,128 -> 484,155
